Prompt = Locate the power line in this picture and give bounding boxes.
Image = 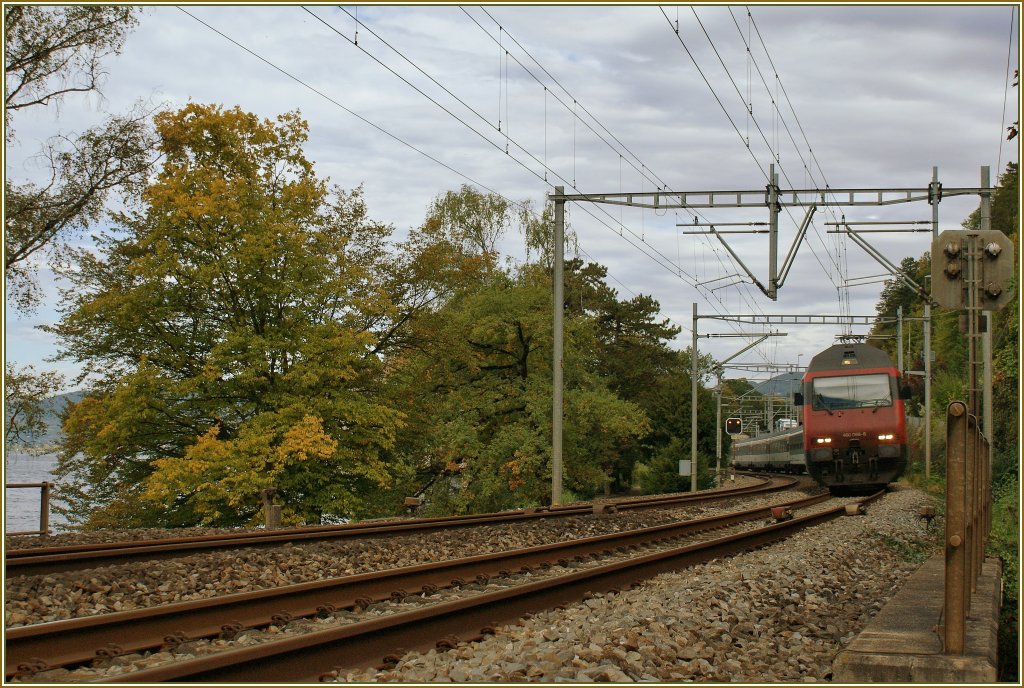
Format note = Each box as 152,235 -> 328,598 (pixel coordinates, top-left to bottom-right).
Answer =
468,7 -> 776,340
178,6 -> 695,336
686,7 -> 845,286
308,6 -> 707,290
997,5 -> 1017,175
320,4 -> 779,351
741,6 -> 855,325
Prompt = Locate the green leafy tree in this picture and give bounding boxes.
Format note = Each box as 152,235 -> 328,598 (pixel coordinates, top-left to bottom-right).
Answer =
49,104 -> 403,528
399,269 -> 648,512
634,349 -> 720,494
4,364 -> 65,457
5,5 -> 155,314
381,189 -> 649,513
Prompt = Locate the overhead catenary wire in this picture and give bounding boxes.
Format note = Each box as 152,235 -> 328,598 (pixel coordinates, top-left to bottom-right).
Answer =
315,6 -> 705,288
739,8 -> 855,313
741,9 -> 853,299
320,3 -> 786,352
996,5 -> 1017,176
465,6 -> 776,342
682,7 -> 845,288
178,6 -> 699,336
465,6 -> 773,321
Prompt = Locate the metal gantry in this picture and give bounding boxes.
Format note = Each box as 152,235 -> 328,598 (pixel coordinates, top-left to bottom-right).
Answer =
551,166 -> 988,301
548,167 -> 997,499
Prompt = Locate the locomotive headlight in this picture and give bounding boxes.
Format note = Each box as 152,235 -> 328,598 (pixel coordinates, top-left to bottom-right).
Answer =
877,433 -> 895,441
815,437 -> 832,444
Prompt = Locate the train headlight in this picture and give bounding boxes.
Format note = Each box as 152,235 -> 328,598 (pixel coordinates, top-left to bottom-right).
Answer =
815,437 -> 832,444
877,433 -> 895,441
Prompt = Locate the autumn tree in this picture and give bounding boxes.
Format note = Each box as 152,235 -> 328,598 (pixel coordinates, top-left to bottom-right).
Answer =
49,104 -> 403,528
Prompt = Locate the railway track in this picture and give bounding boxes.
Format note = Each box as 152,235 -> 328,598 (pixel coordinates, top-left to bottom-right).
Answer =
5,476 -> 797,578
7,487 -> 877,682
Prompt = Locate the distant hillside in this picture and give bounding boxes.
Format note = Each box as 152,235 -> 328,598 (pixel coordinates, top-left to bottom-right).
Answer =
752,372 -> 803,400
7,390 -> 84,445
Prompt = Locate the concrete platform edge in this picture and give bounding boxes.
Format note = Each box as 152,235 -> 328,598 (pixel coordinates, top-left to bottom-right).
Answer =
832,552 -> 1002,683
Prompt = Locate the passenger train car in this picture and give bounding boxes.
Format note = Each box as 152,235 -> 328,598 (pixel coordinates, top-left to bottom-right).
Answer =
732,343 -> 909,493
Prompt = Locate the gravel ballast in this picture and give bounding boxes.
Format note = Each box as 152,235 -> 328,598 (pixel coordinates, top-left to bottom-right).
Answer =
5,483 -> 940,682
331,485 -> 939,683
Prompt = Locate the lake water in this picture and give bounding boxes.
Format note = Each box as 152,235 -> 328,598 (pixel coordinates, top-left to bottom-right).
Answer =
5,452 -> 69,533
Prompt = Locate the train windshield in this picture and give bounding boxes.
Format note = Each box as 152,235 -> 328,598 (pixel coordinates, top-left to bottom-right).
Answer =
811,373 -> 892,411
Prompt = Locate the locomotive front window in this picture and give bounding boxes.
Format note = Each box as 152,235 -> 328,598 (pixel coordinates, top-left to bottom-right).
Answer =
811,373 -> 892,411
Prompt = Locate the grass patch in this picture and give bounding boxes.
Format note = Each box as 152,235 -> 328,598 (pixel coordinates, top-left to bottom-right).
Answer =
988,476 -> 1019,683
874,531 -> 937,565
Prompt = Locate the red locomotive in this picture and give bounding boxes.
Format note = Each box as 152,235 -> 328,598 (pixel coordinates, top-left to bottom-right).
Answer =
795,342 -> 910,493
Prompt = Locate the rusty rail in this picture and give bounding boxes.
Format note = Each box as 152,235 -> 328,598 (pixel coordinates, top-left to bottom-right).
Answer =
5,477 -> 798,577
4,482 -> 51,536
942,401 -> 992,654
97,492 -> 882,682
5,490 -> 829,678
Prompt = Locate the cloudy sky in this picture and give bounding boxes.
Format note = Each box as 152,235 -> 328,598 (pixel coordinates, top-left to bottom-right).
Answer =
5,4 -> 1019,390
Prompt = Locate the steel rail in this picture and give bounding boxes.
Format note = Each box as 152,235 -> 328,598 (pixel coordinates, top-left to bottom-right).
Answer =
5,478 -> 796,578
7,476 -> 783,557
98,490 -> 883,682
5,489 -> 823,678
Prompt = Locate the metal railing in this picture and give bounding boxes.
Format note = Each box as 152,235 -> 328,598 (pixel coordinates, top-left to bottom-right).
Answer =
5,481 -> 52,536
942,401 -> 992,654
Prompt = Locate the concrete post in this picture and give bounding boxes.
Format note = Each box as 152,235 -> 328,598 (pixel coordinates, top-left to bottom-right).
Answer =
768,164 -> 779,299
691,302 -> 698,492
715,374 -> 722,486
924,304 -> 932,479
979,167 -> 993,445
552,187 -> 564,506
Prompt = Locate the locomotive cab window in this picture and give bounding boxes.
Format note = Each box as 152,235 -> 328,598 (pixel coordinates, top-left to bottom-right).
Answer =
811,373 -> 892,411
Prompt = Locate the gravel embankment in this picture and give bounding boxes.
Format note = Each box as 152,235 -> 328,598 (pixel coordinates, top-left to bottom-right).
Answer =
7,483 -> 939,683
4,479 -> 767,550
4,481 -> 785,627
329,486 -> 939,683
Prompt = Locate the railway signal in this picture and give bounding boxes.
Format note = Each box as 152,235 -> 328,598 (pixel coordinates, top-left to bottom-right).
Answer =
725,417 -> 743,435
931,229 -> 1015,310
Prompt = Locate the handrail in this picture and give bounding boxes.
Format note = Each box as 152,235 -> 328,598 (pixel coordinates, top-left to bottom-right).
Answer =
942,401 -> 991,654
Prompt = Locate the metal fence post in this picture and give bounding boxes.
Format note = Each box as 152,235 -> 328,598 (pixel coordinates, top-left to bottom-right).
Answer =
39,481 -> 51,535
966,413 -> 978,597
944,401 -> 968,654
